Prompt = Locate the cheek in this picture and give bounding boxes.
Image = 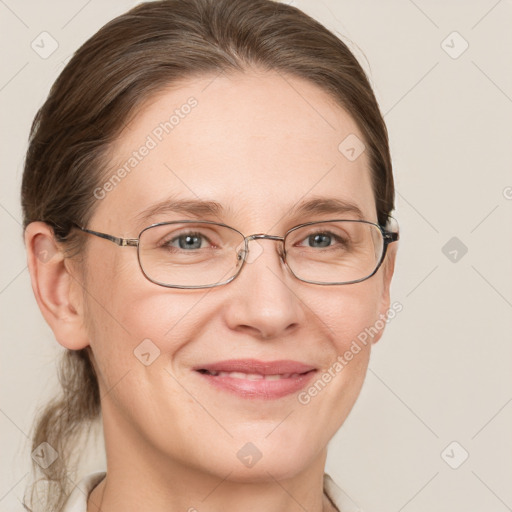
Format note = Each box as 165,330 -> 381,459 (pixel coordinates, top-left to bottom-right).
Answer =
84,246 -> 195,338
285,285 -> 381,459
310,277 -> 384,353
304,281 -> 383,407
82,276 -> 206,432
83,271 -> 213,404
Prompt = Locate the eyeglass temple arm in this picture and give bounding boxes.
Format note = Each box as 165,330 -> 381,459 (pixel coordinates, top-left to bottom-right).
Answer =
384,231 -> 399,243
78,226 -> 139,247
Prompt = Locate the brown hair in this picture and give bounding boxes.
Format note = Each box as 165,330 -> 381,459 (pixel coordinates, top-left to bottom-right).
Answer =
21,0 -> 394,509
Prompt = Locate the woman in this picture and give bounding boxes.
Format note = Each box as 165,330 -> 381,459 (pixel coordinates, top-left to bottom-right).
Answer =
22,0 -> 399,510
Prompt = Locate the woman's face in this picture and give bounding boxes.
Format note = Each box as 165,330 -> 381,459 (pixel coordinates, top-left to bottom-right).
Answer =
75,70 -> 395,481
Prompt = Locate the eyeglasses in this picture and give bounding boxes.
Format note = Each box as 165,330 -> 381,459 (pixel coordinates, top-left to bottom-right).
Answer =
74,219 -> 399,289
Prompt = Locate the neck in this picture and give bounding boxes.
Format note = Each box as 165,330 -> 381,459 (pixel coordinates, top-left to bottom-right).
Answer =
88,472 -> 338,512
87,416 -> 335,512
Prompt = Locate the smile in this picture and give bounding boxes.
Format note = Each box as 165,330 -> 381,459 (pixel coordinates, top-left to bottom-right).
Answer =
199,370 -> 306,380
194,359 -> 317,400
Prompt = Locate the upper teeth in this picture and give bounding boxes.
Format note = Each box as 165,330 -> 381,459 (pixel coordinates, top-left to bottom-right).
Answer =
205,370 -> 302,380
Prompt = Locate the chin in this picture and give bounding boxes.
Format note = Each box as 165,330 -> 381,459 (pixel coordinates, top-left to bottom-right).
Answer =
216,455 -> 317,484
211,432 -> 323,484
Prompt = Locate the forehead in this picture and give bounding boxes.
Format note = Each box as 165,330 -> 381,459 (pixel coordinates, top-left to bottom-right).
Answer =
94,69 -> 376,232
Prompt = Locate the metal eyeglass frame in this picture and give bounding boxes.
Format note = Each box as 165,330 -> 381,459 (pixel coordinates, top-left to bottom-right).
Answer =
73,219 -> 399,289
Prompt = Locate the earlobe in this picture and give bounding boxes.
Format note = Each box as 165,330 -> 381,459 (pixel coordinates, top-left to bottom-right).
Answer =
25,222 -> 90,350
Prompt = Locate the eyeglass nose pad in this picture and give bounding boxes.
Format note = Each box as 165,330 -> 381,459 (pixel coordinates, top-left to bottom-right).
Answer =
235,238 -> 265,265
235,245 -> 246,264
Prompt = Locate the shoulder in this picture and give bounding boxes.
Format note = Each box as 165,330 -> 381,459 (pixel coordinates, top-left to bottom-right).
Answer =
61,472 -> 106,512
323,473 -> 364,512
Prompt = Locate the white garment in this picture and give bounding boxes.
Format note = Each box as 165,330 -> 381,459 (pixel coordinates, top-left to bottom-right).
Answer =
62,471 -> 363,512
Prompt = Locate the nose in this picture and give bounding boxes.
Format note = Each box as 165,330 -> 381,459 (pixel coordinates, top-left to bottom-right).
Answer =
223,236 -> 305,340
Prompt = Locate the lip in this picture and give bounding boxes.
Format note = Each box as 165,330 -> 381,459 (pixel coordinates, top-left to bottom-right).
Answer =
193,359 -> 317,400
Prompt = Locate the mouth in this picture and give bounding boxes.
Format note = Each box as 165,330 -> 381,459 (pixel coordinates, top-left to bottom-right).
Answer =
197,369 -> 309,380
193,359 -> 317,400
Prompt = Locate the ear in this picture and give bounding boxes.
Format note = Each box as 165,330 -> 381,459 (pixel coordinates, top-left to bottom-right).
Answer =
371,241 -> 398,345
25,222 -> 90,350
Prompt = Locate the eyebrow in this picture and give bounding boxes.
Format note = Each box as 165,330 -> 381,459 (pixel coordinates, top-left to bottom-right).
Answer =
288,197 -> 365,221
135,197 -> 227,225
135,196 -> 365,226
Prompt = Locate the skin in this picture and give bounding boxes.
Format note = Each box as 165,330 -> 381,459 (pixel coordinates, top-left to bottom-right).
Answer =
25,69 -> 397,512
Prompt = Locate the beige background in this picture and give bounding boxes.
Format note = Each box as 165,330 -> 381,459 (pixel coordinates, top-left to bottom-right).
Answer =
1,0 -> 511,510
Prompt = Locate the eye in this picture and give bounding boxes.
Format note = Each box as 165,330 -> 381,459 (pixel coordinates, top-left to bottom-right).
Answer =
169,232 -> 205,250
305,232 -> 332,248
160,230 -> 217,251
298,231 -> 349,249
